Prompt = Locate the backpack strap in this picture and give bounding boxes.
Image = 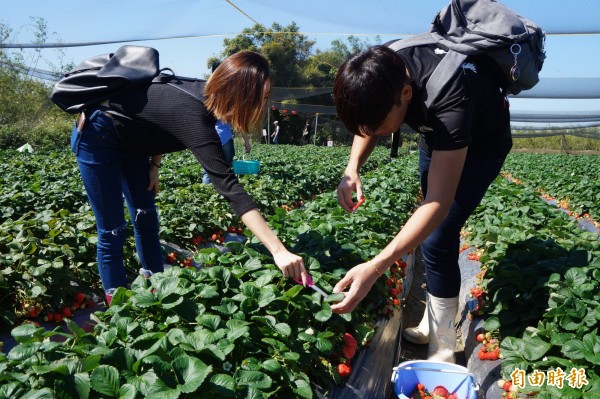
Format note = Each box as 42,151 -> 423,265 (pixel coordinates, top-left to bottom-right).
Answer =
152,70 -> 206,102
386,34 -> 468,109
386,33 -> 435,52
423,50 -> 467,109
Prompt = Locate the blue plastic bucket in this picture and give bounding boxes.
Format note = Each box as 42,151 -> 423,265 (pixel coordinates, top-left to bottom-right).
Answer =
391,360 -> 478,399
233,160 -> 260,175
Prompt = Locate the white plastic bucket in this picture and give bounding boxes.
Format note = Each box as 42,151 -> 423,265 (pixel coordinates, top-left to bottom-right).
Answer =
391,360 -> 479,399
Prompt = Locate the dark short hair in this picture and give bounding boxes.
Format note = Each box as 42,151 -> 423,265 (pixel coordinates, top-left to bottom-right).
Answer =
334,45 -> 408,136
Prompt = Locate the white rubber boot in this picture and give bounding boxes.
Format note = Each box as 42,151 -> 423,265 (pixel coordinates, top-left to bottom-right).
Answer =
402,300 -> 429,344
427,293 -> 458,363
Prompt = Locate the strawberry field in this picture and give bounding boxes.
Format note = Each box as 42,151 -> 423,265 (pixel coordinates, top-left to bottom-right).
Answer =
0,145 -> 599,398
461,153 -> 600,399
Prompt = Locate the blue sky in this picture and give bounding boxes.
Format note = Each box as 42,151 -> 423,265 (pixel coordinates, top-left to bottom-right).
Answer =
1,0 -> 599,114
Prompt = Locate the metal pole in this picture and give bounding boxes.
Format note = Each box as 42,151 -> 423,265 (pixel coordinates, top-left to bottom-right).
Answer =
390,129 -> 401,158
314,113 -> 319,145
267,104 -> 273,144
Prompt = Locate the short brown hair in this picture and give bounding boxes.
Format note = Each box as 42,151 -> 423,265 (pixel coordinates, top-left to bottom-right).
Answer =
204,51 -> 270,133
334,46 -> 408,136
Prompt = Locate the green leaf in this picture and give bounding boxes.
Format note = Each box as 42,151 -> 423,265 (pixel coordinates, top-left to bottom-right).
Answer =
19,389 -> 55,399
236,370 -> 272,390
315,303 -> 333,322
257,289 -> 277,308
212,299 -> 238,315
90,365 -> 120,396
243,258 -> 263,271
261,359 -> 281,373
11,323 -> 44,343
274,323 -> 291,337
161,293 -> 184,309
117,384 -> 136,399
144,379 -> 180,399
521,337 -> 552,361
282,351 -> 300,362
154,277 -> 180,300
316,337 -> 333,354
226,319 -> 250,341
132,291 -> 157,308
209,373 -> 236,397
173,355 -> 212,393
283,285 -> 303,299
483,316 -> 501,331
254,273 -> 274,288
294,379 -> 313,399
198,314 -> 222,331
324,293 -> 344,303
7,342 -> 42,361
73,372 -> 91,399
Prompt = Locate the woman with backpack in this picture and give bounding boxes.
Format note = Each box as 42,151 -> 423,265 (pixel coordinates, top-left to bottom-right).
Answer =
329,43 -> 512,363
70,51 -> 309,304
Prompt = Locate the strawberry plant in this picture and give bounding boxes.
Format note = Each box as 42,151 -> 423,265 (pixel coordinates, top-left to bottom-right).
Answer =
463,175 -> 600,398
0,147 -> 422,397
503,153 -> 600,222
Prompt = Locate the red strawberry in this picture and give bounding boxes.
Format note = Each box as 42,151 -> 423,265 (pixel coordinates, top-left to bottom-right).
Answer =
166,252 -> 176,263
432,385 -> 449,397
337,363 -> 351,378
342,333 -> 357,360
478,349 -> 486,360
74,292 -> 86,304
342,333 -> 357,347
342,345 -> 356,360
61,307 -> 72,318
487,349 -> 500,361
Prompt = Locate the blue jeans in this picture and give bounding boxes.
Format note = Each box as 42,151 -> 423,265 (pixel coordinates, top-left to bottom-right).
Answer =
202,138 -> 234,184
419,145 -> 507,298
70,109 -> 163,294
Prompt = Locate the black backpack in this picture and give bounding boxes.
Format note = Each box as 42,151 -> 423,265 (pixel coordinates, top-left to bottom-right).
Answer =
51,45 -> 162,114
388,0 -> 546,107
51,45 -> 206,117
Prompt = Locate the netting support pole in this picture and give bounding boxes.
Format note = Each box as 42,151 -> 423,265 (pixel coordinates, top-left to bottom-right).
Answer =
314,113 -> 319,146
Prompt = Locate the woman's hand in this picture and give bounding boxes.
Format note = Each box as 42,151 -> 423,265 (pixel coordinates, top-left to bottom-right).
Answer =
240,209 -> 309,286
337,172 -> 363,213
148,165 -> 160,195
272,249 -> 309,285
330,262 -> 379,314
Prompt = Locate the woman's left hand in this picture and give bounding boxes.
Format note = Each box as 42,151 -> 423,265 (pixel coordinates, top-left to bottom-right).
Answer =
330,262 -> 379,313
148,166 -> 160,195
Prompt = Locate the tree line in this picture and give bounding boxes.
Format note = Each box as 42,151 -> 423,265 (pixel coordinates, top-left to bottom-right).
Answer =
0,19 -> 379,150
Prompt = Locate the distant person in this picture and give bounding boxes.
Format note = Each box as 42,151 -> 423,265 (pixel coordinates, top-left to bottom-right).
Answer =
67,51 -> 309,304
301,120 -> 311,145
330,43 -> 512,364
202,120 -> 250,184
271,120 -> 280,144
